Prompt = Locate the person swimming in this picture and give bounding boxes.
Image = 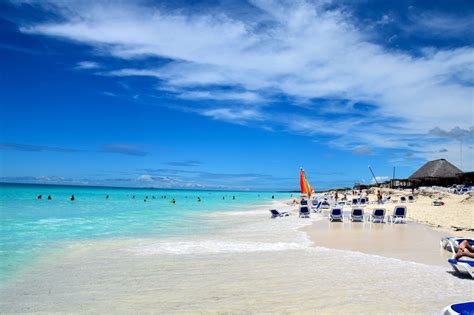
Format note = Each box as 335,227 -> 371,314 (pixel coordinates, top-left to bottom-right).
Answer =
222,196 -> 225,200
47,195 -> 52,200
272,195 -> 274,199
171,198 -> 176,204
197,197 -> 201,202
233,196 -> 235,200
152,196 -> 155,199
106,195 -> 109,199
37,195 -> 42,199
132,195 -> 135,199
70,195 -> 75,201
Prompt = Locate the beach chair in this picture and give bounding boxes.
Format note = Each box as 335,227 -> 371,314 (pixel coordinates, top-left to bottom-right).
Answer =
388,206 -> 407,224
351,198 -> 358,206
369,208 -> 385,223
447,259 -> 474,278
440,237 -> 474,254
442,301 -> 474,315
311,200 -> 319,212
350,208 -> 364,222
359,198 -> 367,207
407,195 -> 415,203
269,209 -> 289,218
320,201 -> 330,210
300,199 -> 308,206
299,206 -> 310,218
400,196 -> 407,203
329,208 -> 343,222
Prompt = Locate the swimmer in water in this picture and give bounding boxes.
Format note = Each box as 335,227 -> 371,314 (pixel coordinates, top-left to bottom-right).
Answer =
233,196 -> 235,200
37,195 -> 42,199
171,198 -> 176,204
197,197 -> 201,202
106,195 -> 109,199
48,195 -> 52,200
70,195 -> 75,201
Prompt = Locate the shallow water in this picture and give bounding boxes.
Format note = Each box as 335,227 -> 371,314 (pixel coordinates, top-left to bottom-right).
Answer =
0,183 -> 291,282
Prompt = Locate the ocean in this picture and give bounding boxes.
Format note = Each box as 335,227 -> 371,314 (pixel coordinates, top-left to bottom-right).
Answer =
0,183 -> 291,283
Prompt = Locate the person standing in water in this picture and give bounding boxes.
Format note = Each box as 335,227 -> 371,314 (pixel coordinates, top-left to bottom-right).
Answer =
37,195 -> 42,199
197,197 -> 201,202
106,195 -> 109,200
70,195 -> 75,201
272,195 -> 274,199
47,195 -> 52,200
171,198 -> 176,204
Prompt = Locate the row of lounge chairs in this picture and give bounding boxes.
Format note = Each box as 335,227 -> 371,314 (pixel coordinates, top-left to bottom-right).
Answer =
300,205 -> 408,223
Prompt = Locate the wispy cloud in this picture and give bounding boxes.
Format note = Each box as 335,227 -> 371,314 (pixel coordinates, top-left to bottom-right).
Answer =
0,143 -> 80,152
165,160 -> 202,167
14,0 -> 474,168
352,146 -> 373,155
100,144 -> 148,156
429,126 -> 474,142
75,60 -> 100,69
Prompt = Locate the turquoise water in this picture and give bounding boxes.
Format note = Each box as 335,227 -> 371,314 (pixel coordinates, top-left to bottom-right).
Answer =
0,183 -> 291,282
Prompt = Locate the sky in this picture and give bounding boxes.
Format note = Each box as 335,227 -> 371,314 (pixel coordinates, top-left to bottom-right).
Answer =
0,0 -> 473,191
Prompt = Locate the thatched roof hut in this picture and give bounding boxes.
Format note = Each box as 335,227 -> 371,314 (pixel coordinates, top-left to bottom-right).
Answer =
409,159 -> 462,179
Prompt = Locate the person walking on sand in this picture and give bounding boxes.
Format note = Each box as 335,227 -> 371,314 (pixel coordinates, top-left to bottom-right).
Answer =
455,240 -> 474,259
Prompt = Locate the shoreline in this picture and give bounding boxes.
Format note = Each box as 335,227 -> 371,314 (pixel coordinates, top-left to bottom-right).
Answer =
1,197 -> 472,314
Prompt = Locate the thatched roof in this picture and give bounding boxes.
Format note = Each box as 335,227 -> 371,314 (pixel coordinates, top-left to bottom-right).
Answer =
409,159 -> 462,179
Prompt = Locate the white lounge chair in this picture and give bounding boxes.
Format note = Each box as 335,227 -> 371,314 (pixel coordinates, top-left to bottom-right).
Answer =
299,206 -> 310,218
269,209 -> 289,218
311,200 -> 320,213
442,301 -> 474,315
388,206 -> 407,224
350,208 -> 364,222
329,208 -> 343,222
407,195 -> 415,202
440,237 -> 474,254
369,208 -> 385,223
448,258 -> 474,278
400,196 -> 407,203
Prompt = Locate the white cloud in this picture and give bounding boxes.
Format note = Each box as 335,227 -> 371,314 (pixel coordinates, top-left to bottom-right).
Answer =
137,174 -> 153,182
75,61 -> 100,69
18,0 -> 474,168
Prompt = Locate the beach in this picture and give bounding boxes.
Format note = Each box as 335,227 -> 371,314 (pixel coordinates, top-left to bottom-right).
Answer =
0,185 -> 473,314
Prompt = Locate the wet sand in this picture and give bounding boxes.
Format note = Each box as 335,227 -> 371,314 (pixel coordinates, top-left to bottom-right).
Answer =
304,217 -> 453,266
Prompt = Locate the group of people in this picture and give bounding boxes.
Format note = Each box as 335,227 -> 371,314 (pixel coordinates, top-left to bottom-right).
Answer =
37,194 -> 75,201
36,194 -> 241,204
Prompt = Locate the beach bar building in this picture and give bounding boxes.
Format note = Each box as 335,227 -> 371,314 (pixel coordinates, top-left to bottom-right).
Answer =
406,159 -> 464,187
386,159 -> 473,188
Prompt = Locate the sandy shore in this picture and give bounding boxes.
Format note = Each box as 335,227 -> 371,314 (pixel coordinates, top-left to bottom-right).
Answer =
0,199 -> 472,314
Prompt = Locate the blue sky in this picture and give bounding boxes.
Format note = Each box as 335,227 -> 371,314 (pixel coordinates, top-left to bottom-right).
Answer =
0,0 -> 473,191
